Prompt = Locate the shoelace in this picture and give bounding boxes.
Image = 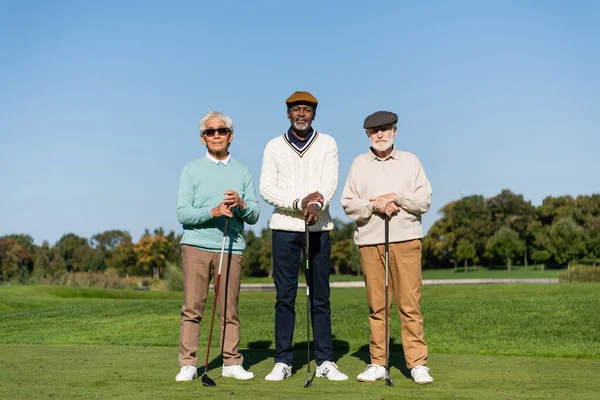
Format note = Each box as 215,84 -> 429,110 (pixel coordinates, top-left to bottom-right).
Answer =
363,364 -> 379,374
274,363 -> 291,377
413,366 -> 431,377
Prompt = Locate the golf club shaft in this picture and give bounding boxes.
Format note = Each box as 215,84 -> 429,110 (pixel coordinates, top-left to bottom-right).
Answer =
305,222 -> 311,383
384,215 -> 390,379
203,218 -> 230,372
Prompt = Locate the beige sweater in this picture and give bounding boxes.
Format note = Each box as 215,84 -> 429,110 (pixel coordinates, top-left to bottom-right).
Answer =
341,148 -> 432,246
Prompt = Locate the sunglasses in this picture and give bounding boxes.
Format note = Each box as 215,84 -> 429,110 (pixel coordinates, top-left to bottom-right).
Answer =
203,127 -> 231,137
367,125 -> 393,135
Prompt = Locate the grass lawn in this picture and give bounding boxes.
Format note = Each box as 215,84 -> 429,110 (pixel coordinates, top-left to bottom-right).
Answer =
1,284 -> 598,399
240,265 -> 561,283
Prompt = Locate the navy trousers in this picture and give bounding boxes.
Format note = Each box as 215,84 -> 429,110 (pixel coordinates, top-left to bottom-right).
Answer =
272,229 -> 332,366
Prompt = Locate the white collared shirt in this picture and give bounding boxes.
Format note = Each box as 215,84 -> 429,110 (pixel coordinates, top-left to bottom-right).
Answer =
205,152 -> 231,165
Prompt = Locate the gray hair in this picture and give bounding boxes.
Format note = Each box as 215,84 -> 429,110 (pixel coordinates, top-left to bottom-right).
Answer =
199,111 -> 234,133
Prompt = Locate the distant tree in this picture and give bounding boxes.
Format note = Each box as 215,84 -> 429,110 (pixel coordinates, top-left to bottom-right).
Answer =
0,236 -> 35,281
32,240 -> 66,279
585,220 -> 600,266
531,249 -> 551,271
423,221 -> 456,269
537,196 -> 582,227
110,236 -> 137,276
487,190 -> 536,238
90,230 -> 134,270
548,218 -> 585,267
134,233 -> 171,279
422,195 -> 492,268
329,219 -> 360,275
485,227 -> 526,270
55,233 -> 94,272
241,230 -> 265,277
165,230 -> 183,263
456,239 -> 477,271
257,229 -> 273,277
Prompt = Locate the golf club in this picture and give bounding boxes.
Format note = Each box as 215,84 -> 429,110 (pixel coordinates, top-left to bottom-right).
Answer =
384,214 -> 393,386
303,219 -> 313,388
201,217 -> 230,387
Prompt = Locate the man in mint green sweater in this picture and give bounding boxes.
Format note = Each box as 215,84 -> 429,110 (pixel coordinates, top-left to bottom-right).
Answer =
175,110 -> 259,382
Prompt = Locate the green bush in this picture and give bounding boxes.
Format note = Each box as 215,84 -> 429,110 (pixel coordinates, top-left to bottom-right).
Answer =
164,261 -> 184,292
559,264 -> 600,283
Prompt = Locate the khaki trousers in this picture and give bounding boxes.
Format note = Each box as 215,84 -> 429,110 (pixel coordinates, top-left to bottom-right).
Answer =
360,239 -> 428,369
178,245 -> 243,367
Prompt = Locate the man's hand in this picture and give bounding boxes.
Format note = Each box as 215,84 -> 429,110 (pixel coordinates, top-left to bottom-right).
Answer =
210,202 -> 233,218
223,190 -> 245,209
304,204 -> 320,226
369,193 -> 398,214
384,202 -> 401,217
301,191 -> 324,210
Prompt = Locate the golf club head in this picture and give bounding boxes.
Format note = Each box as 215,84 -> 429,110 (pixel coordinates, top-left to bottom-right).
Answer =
201,373 -> 216,387
385,376 -> 393,386
304,378 -> 313,388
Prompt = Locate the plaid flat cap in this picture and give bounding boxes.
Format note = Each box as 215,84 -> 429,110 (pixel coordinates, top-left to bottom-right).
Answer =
363,111 -> 398,129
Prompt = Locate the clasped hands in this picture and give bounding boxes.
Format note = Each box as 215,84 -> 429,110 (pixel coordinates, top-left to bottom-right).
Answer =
369,193 -> 401,218
210,190 -> 245,218
302,191 -> 324,226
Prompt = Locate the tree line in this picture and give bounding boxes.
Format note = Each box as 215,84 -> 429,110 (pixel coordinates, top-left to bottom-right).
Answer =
423,190 -> 600,269
1,191 -> 599,283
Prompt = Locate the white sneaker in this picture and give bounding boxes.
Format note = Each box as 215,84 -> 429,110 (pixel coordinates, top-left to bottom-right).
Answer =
222,364 -> 254,380
356,364 -> 386,382
316,361 -> 348,381
175,365 -> 197,382
411,365 -> 433,384
265,362 -> 292,381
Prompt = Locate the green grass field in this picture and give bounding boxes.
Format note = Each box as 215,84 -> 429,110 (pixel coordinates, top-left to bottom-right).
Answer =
1,283 -> 598,399
240,265 -> 561,283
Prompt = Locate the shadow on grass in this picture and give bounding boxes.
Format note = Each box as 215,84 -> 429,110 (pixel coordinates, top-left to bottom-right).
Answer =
350,337 -> 412,379
208,336 -> 350,376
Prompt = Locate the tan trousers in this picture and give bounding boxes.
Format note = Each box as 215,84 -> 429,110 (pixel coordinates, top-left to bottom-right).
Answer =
179,245 -> 243,367
360,239 -> 428,369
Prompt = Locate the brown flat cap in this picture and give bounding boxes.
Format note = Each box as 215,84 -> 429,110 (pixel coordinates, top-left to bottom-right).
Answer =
285,91 -> 318,109
363,111 -> 398,129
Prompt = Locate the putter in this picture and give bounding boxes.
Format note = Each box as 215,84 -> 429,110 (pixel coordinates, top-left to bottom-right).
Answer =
201,217 -> 230,387
384,214 -> 393,386
303,220 -> 313,388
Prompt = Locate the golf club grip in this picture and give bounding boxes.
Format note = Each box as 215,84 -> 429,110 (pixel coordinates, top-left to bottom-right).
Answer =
223,217 -> 230,236
384,215 -> 389,253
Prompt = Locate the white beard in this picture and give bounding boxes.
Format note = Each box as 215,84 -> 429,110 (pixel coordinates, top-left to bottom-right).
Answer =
293,121 -> 310,131
371,140 -> 394,152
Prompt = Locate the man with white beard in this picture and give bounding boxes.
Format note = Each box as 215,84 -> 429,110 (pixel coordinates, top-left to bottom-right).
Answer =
341,111 -> 434,384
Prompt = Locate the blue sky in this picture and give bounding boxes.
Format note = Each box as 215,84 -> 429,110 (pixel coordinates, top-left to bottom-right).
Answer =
1,1 -> 598,245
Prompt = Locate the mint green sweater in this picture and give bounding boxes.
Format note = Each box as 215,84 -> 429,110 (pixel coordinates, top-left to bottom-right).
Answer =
177,157 -> 260,254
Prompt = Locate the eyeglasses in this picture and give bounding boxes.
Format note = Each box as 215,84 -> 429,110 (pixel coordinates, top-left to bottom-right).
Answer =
367,125 -> 393,135
203,127 -> 231,137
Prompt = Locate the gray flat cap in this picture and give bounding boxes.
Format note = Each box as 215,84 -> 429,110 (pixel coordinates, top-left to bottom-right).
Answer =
363,111 -> 398,129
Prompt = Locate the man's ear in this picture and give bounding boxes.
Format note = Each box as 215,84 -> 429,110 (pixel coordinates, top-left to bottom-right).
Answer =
200,134 -> 207,146
228,133 -> 233,144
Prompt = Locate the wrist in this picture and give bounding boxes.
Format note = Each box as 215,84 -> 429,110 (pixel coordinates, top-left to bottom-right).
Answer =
307,201 -> 323,210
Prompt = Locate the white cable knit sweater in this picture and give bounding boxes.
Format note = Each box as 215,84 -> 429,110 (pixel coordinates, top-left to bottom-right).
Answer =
260,132 -> 338,232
